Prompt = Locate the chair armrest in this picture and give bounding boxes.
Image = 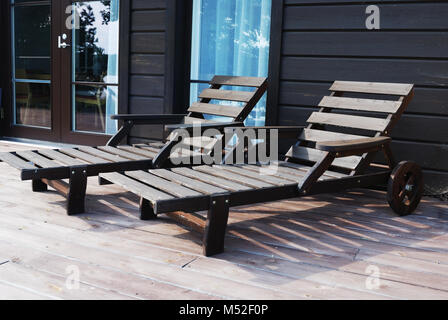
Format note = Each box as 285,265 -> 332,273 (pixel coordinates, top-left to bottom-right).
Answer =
111,114 -> 187,125
165,121 -> 244,135
316,137 -> 391,153
106,114 -> 187,146
224,126 -> 305,139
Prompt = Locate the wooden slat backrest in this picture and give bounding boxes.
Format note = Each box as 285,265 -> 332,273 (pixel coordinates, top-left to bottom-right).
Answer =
288,80 -> 414,173
183,75 -> 267,154
187,76 -> 268,122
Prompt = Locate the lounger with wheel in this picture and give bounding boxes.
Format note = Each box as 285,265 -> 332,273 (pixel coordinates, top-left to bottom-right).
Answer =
0,76 -> 268,215
100,80 -> 423,256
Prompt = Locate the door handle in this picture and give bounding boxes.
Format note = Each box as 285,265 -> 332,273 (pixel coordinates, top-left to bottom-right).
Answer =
58,33 -> 70,49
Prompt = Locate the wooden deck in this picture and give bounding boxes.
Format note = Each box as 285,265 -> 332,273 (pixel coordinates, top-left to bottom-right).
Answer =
0,141 -> 447,300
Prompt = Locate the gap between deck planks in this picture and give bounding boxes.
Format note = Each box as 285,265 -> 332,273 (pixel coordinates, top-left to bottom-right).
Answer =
0,146 -> 448,298
0,194 -> 448,298
1,211 -> 446,299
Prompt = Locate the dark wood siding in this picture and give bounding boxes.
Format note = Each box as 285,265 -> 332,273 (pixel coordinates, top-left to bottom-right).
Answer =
127,0 -> 168,142
274,0 -> 448,195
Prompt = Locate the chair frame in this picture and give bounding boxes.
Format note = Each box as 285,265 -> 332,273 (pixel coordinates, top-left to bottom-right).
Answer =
0,76 -> 268,215
99,80 -> 422,256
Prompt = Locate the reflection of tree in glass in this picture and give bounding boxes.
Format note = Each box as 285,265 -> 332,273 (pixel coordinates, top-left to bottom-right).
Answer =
100,0 -> 111,25
76,2 -> 110,82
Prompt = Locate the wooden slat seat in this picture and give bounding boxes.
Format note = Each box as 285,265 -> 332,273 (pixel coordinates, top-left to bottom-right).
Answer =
37,149 -> 86,166
180,136 -> 219,151
286,146 -> 362,170
149,169 -> 227,194
193,165 -> 274,189
172,167 -> 252,192
99,162 -> 302,211
59,148 -> 111,164
125,171 -> 202,198
100,159 -> 349,213
78,146 -> 129,162
16,151 -> 61,169
97,146 -> 148,161
101,172 -> 175,203
0,152 -> 37,170
116,146 -> 158,158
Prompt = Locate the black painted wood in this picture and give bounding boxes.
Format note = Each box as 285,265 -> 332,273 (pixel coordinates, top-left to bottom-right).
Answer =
128,1 -> 169,141
67,166 -> 88,215
203,194 -> 230,257
283,3 -> 448,30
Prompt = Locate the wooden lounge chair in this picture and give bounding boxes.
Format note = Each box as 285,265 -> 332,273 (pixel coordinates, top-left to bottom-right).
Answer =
0,76 -> 268,215
100,80 -> 423,256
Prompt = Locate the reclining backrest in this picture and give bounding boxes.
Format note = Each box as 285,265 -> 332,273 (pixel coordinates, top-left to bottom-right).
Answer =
186,76 -> 268,123
287,81 -> 414,175
179,76 -> 268,154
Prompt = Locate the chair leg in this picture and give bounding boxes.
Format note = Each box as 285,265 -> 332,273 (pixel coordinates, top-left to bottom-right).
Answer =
203,195 -> 230,257
140,198 -> 157,220
67,166 -> 88,215
32,179 -> 48,192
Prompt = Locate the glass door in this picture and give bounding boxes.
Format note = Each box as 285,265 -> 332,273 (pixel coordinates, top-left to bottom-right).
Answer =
8,0 -> 120,145
60,0 -> 120,145
8,0 -> 61,142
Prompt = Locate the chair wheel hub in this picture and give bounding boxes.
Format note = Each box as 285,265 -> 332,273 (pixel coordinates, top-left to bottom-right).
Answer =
387,161 -> 423,216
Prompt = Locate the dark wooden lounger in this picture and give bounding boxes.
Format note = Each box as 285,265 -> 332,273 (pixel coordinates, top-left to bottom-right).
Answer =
100,80 -> 424,256
0,76 -> 268,214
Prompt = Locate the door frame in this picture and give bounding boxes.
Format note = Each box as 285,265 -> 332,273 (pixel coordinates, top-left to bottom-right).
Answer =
3,0 -> 130,146
3,0 -> 62,143
59,0 -> 130,146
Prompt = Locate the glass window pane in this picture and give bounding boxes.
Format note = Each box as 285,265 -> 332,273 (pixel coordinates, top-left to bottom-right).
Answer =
73,84 -> 118,134
190,0 -> 271,126
15,82 -> 51,128
14,4 -> 51,80
73,0 -> 120,84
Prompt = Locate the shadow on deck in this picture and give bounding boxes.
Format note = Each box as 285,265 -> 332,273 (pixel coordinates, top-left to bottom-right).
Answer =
0,142 -> 447,300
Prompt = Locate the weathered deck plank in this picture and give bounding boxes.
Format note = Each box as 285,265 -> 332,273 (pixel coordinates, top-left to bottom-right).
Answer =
1,141 -> 447,300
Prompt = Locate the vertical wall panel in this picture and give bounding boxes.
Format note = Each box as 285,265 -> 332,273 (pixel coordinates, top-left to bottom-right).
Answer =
128,0 -> 168,141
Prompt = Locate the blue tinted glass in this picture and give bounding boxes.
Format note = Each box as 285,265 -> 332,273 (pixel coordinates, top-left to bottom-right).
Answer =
190,0 -> 271,126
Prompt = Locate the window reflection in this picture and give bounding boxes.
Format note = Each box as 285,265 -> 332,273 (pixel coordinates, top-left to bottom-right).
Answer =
12,0 -> 52,128
73,85 -> 118,133
14,5 -> 51,78
15,82 -> 51,128
190,0 -> 271,126
73,0 -> 119,84
72,0 -> 119,135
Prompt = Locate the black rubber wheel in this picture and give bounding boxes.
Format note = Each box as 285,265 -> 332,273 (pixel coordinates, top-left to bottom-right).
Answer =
387,161 -> 423,216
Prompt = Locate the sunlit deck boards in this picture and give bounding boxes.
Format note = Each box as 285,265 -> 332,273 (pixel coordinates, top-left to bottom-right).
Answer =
0,142 -> 447,300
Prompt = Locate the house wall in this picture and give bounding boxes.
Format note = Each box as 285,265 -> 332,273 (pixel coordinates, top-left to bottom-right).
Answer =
272,0 -> 448,195
126,0 -> 169,142
126,0 -> 188,144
